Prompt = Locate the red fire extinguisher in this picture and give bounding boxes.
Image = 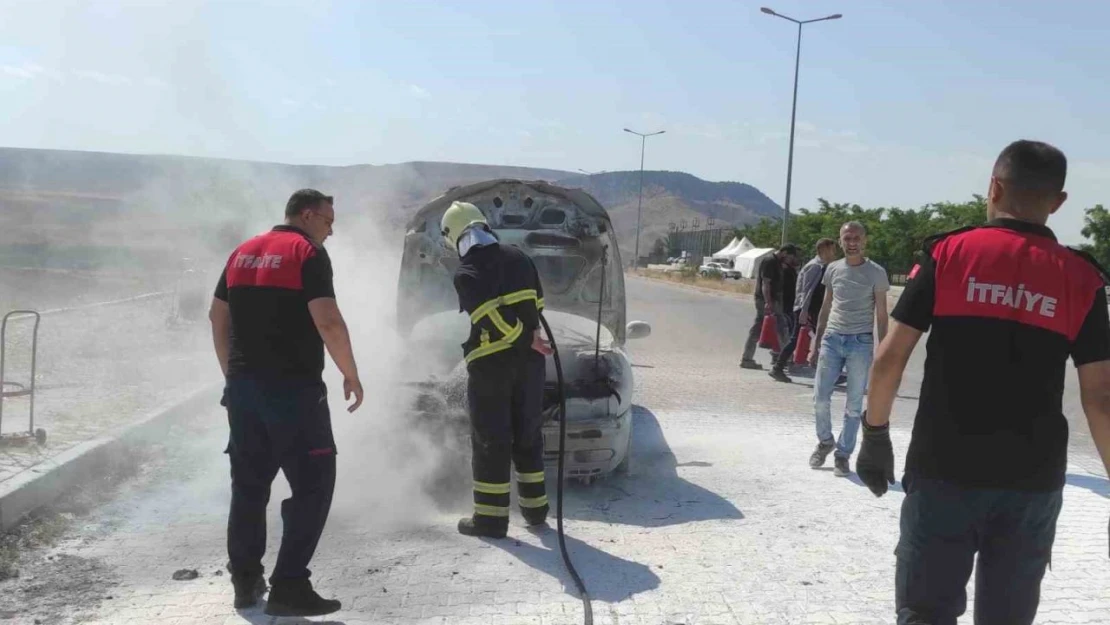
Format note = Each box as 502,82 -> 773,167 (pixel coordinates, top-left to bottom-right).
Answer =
757,315 -> 780,351
793,325 -> 812,364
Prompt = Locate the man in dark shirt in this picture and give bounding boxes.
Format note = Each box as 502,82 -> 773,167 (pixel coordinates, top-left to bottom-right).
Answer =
859,140 -> 1110,624
770,238 -> 838,382
740,244 -> 800,369
440,201 -> 554,539
209,189 -> 363,617
780,263 -> 797,353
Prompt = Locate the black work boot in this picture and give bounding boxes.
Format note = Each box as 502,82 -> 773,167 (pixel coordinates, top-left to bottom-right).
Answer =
522,508 -> 548,528
809,439 -> 835,468
265,578 -> 341,617
232,574 -> 267,609
833,456 -> 851,477
768,367 -> 791,383
739,359 -> 763,370
457,516 -> 507,539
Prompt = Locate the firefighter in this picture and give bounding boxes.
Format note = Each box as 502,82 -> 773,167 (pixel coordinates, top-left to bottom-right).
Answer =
209,188 -> 363,616
441,200 -> 553,538
859,140 -> 1110,624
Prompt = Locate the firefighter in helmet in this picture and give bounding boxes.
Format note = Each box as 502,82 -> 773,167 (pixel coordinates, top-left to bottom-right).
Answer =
441,200 -> 553,538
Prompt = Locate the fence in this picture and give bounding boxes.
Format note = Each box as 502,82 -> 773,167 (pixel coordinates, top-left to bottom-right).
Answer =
666,228 -> 734,267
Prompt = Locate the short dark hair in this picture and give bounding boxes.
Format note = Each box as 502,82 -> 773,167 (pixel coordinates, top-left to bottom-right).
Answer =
285,188 -> 333,218
992,140 -> 1067,199
778,243 -> 800,256
841,221 -> 866,235
815,238 -> 836,251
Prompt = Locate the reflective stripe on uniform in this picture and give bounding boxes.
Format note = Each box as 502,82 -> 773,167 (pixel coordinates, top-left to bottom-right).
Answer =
464,321 -> 523,363
465,288 -> 539,364
469,289 -> 540,324
519,495 -> 548,508
501,289 -> 539,306
485,308 -> 516,337
473,480 -> 511,495
474,503 -> 510,518
516,471 -> 546,484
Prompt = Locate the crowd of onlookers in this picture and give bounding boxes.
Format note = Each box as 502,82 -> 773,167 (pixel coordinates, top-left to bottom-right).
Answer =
739,220 -> 889,478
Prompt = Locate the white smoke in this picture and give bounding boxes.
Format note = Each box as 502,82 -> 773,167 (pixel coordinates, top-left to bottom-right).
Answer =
318,204 -> 464,532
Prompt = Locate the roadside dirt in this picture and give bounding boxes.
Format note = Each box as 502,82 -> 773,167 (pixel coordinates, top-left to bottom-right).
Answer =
629,268 -> 756,298
0,419 -> 204,625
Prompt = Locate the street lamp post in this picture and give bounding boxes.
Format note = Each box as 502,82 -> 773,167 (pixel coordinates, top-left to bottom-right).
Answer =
760,6 -> 841,247
624,127 -> 665,267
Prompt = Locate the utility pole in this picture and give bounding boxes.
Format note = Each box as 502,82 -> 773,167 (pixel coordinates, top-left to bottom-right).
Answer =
760,6 -> 842,246
624,127 -> 665,267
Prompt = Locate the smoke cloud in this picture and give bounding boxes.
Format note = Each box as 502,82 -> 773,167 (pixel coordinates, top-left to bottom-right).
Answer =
322,209 -> 468,531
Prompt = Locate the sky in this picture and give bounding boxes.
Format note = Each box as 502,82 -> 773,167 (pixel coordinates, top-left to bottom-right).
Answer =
1,0 -> 1108,244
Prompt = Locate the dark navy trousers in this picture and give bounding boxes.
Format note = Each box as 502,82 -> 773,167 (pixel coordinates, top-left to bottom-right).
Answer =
223,374 -> 337,585
895,475 -> 1062,625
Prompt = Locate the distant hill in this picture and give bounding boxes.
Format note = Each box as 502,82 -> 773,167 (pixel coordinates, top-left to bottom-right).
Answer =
553,170 -> 782,261
0,147 -> 781,270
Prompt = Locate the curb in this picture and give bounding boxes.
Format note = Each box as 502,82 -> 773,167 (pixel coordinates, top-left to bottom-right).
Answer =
0,381 -> 222,531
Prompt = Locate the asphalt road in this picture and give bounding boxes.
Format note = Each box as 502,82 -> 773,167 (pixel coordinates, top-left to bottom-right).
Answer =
624,275 -> 1101,472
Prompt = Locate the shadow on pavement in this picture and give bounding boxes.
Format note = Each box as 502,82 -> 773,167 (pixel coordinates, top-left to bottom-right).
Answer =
486,525 -> 660,601
231,609 -> 345,625
842,469 -> 905,494
1067,473 -> 1109,499
560,405 -> 744,527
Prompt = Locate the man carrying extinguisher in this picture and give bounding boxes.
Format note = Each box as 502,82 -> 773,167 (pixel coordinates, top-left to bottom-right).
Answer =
740,244 -> 800,370
441,200 -> 554,539
770,238 -> 838,382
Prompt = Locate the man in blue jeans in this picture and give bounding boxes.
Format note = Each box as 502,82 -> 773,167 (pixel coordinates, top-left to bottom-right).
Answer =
807,221 -> 889,477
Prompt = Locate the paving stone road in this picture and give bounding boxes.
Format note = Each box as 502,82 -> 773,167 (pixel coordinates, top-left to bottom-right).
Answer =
3,275 -> 1107,624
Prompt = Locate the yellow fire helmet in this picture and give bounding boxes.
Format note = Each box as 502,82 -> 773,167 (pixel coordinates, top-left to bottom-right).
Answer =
440,201 -> 489,251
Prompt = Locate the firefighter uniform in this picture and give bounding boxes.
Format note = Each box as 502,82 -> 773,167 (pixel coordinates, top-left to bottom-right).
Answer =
885,218 -> 1110,624
442,201 -> 550,537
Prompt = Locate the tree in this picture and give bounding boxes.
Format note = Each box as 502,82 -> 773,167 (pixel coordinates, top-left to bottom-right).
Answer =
730,195 -> 992,279
1080,205 -> 1110,268
652,237 -> 668,258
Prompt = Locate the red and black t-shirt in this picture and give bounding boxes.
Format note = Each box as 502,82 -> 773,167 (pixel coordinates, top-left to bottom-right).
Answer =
893,218 -> 1110,491
214,225 -> 335,380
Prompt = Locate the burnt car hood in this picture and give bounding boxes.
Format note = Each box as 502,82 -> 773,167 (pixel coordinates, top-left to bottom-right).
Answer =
396,179 -> 626,344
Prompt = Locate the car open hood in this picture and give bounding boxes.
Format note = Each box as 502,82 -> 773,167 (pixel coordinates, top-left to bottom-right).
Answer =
396,179 -> 626,345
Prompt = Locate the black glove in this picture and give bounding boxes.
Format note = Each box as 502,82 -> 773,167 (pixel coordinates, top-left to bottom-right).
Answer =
856,410 -> 895,497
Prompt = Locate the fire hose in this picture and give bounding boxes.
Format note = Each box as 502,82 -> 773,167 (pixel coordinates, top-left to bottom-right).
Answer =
539,311 -> 594,625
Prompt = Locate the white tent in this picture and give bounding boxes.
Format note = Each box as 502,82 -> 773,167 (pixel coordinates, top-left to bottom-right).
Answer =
733,246 -> 775,279
710,236 -> 757,266
710,237 -> 742,260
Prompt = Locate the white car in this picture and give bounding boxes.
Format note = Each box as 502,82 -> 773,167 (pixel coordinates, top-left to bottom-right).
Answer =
699,261 -> 740,279
396,179 -> 652,485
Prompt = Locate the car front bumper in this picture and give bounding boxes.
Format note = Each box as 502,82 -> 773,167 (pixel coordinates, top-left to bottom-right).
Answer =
540,406 -> 632,479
